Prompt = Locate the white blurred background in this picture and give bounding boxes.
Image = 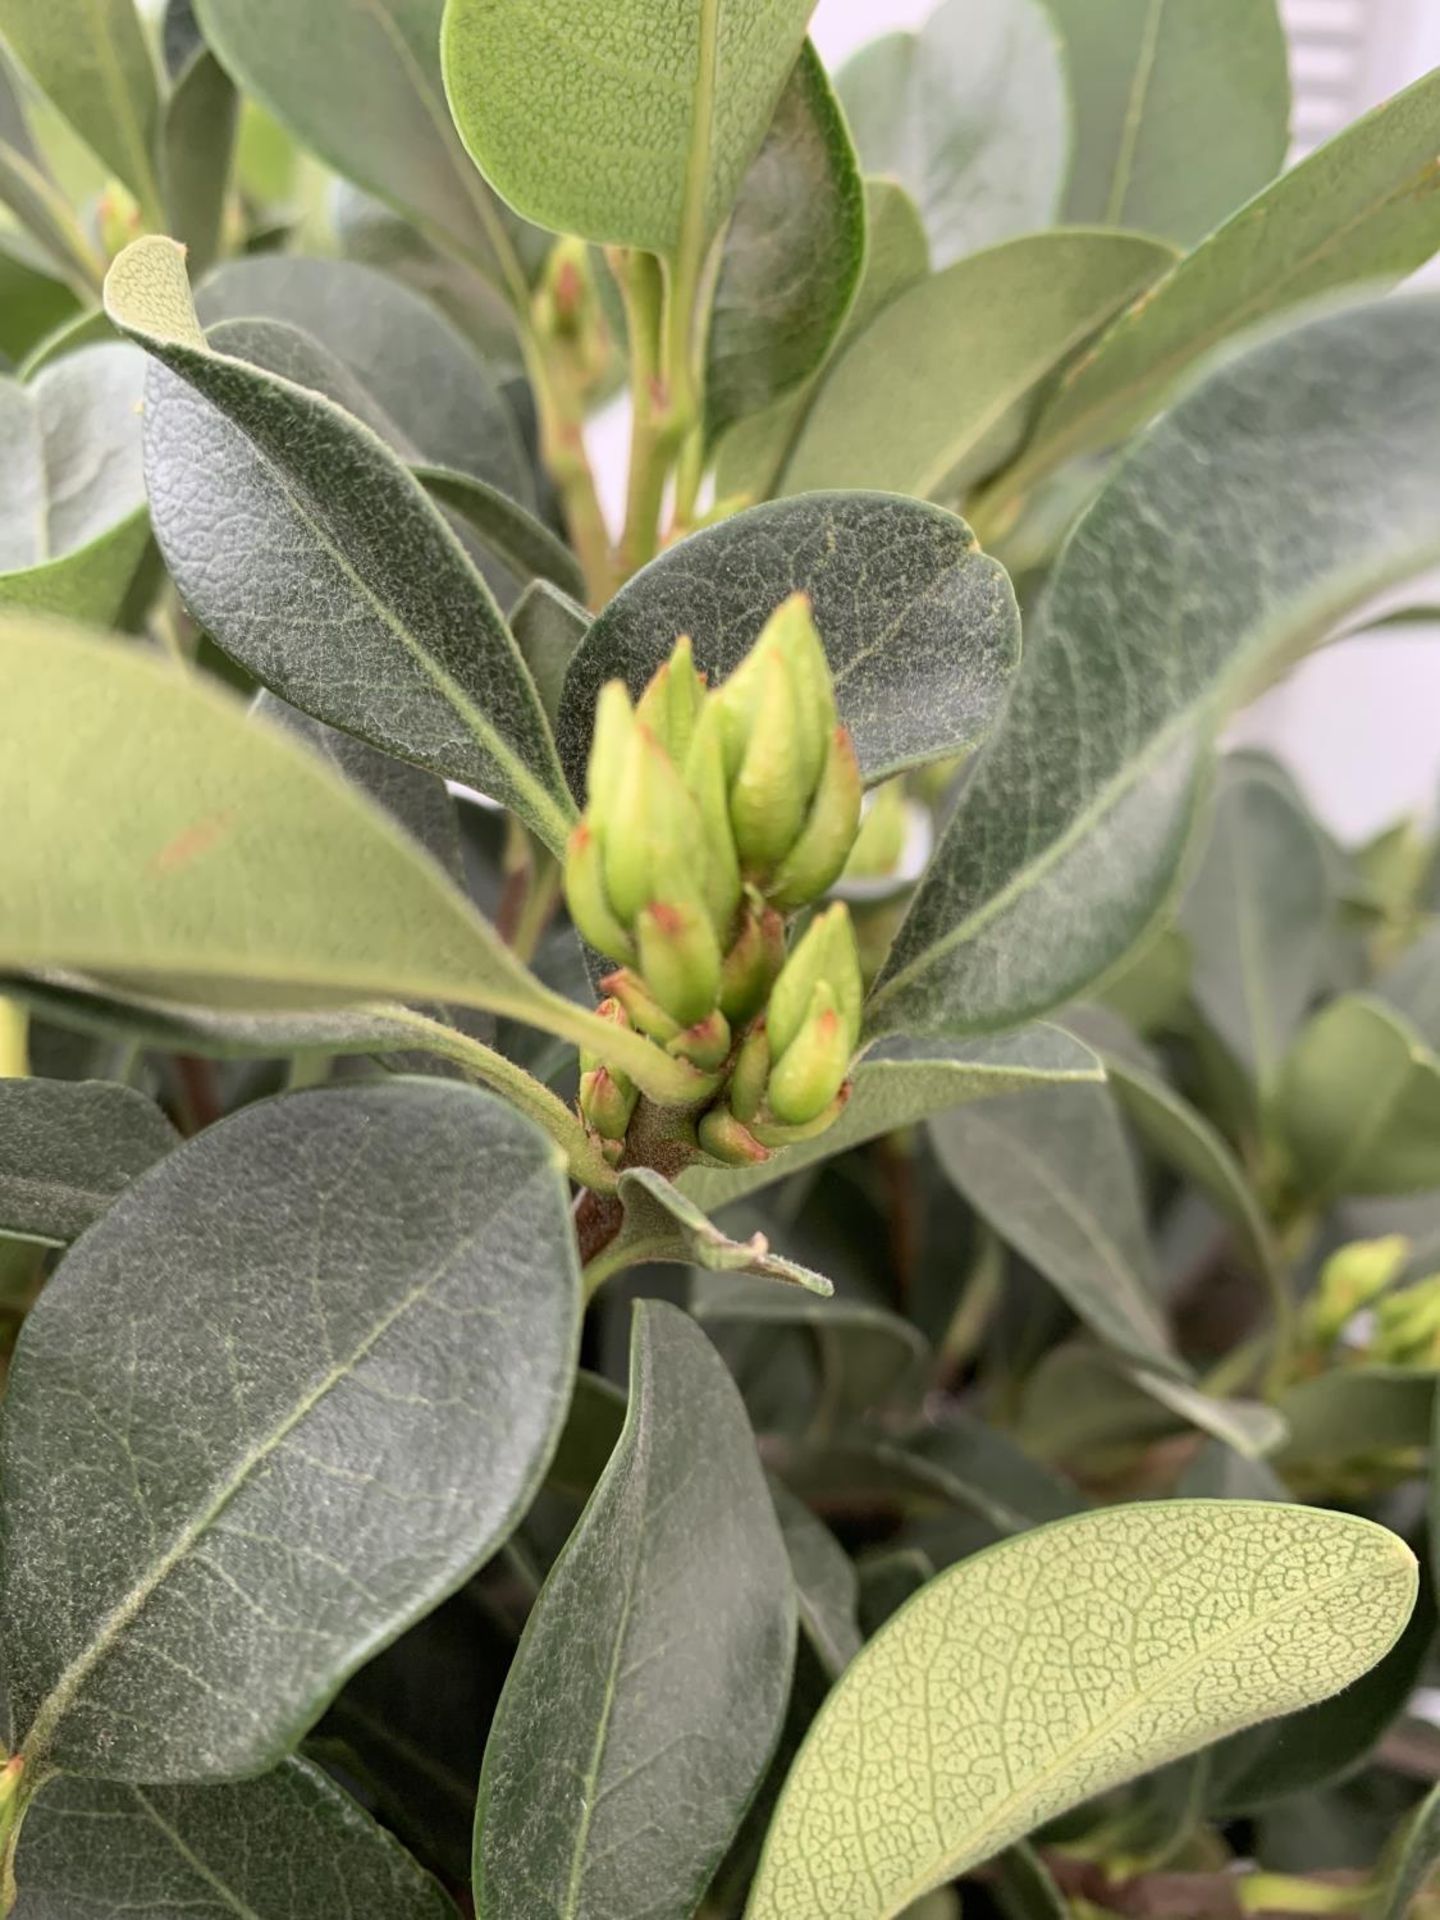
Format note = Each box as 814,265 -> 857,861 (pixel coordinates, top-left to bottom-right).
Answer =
601,0 -> 1440,847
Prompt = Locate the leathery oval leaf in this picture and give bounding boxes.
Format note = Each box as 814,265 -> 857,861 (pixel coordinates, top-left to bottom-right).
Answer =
0,1080 -> 581,1781
473,1301 -> 795,1919
745,1502 -> 1416,1919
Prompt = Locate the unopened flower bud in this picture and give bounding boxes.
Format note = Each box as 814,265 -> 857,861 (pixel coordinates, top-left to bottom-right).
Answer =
729,1019 -> 771,1123
580,1065 -> 637,1141
601,967 -> 682,1043
683,700 -> 743,936
636,635 -> 706,766
667,1008 -> 731,1071
579,995 -> 634,1076
564,821 -> 637,966
718,904 -> 785,1025
749,1082 -> 851,1148
636,899 -> 722,1026
766,981 -> 850,1125
727,642 -> 807,872
1306,1234 -> 1409,1349
1374,1272 -> 1440,1367
698,1105 -> 770,1167
767,726 -> 863,910
602,726 -> 707,927
843,777 -> 908,882
706,594 -> 861,905
767,903 -> 863,1064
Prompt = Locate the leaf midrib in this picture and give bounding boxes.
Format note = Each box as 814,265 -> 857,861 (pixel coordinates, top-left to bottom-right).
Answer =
131,1786 -> 265,1920
867,536 -> 1440,1023
19,1192 -> 521,1768
877,1551 -> 1407,1917
1103,0 -> 1165,226
1031,149 -> 1440,482
559,1397 -> 652,1917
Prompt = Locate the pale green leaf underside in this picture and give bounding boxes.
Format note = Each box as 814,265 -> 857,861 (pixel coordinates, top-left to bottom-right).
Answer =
1278,994 -> 1440,1198
0,1081 -> 581,1780
783,228 -> 1175,501
746,1502 -> 1416,1919
2,0 -> 163,218
0,618 -> 688,1100
0,342 -> 150,622
994,63 -> 1440,509
868,296 -> 1440,1042
12,1757 -> 454,1917
195,0 -> 527,281
104,236 -> 573,852
474,1301 -> 795,1918
1044,0 -> 1290,247
441,0 -> 814,254
836,0 -> 1069,270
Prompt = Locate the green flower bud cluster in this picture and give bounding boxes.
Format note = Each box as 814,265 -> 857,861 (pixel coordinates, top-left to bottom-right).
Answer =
1302,1235 -> 1410,1353
564,594 -> 866,1160
699,904 -> 864,1164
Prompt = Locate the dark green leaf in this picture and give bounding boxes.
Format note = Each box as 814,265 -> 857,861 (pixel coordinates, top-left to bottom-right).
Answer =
473,1301 -> 794,1919
782,230 -> 1174,500
160,45 -> 237,278
0,1080 -> 580,1779
1043,0 -> 1290,245
1376,1783 -> 1440,1920
196,254 -> 533,497
1278,996 -> 1440,1198
0,55 -> 101,297
1101,1050 -> 1280,1283
1278,1365 -> 1435,1468
105,237 -> 573,852
560,493 -> 1019,790
991,1843 -> 1068,1920
11,1758 -> 456,1917
693,1276 -> 930,1430
0,342 -> 149,621
508,578 -> 589,729
195,0 -> 537,291
868,298 -> 1440,1041
836,0 -> 1069,268
771,1481 -> 861,1676
988,69 -> 1440,517
704,43 -> 864,451
416,465 -> 583,599
930,1081 -> 1171,1366
1376,922 -> 1440,1047
1181,761 -> 1331,1087
0,1077 -> 178,1245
